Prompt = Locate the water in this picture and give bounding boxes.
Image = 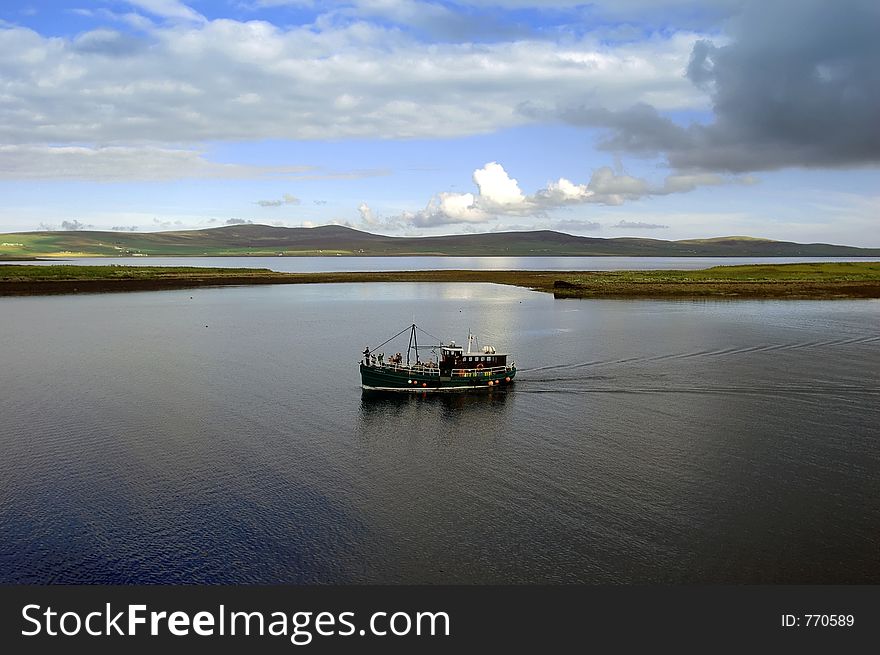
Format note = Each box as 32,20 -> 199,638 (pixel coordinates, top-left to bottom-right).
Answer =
8,255 -> 878,272
1,284 -> 878,584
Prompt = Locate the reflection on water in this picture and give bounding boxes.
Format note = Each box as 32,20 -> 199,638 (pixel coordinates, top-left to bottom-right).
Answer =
9,254 -> 877,272
0,284 -> 878,584
360,388 -> 511,419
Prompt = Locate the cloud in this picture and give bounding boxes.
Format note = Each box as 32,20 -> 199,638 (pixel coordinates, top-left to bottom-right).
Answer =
404,191 -> 488,227
473,162 -> 527,210
0,21 -> 706,145
551,219 -> 602,232
123,0 -> 205,23
400,161 -> 743,226
60,219 -> 93,231
69,8 -> 157,30
533,178 -> 592,205
111,225 -> 140,231
153,218 -> 184,228
557,0 -> 880,172
357,202 -> 378,225
256,193 -> 300,207
72,29 -> 148,56
0,145 -> 386,182
225,218 -> 253,225
404,161 -> 533,226
611,220 -> 669,229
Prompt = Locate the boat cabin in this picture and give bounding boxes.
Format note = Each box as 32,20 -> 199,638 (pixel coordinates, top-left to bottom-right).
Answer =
439,341 -> 508,375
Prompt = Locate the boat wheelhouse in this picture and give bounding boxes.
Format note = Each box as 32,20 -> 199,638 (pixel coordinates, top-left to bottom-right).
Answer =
360,324 -> 516,392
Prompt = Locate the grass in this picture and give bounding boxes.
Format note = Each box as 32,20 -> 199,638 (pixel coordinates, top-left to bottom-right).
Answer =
1,262 -> 879,299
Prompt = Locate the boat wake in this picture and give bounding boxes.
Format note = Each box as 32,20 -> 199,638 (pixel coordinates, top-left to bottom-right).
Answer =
514,382 -> 880,397
520,334 -> 880,376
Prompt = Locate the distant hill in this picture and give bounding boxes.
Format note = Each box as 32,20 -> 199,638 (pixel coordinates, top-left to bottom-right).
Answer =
2,224 -> 879,258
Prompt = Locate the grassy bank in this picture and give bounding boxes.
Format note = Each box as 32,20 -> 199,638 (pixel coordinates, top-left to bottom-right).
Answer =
1,262 -> 879,299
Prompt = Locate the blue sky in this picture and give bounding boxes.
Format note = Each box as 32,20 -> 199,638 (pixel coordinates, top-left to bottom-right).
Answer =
0,0 -> 877,245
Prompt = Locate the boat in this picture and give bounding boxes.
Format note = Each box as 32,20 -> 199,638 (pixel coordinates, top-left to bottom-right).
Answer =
360,324 -> 516,392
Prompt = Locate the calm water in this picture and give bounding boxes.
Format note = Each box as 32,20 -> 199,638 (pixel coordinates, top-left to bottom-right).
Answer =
10,255 -> 878,272
1,284 -> 878,584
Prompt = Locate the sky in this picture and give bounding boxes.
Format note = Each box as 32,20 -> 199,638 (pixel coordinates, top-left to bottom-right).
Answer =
0,0 -> 878,245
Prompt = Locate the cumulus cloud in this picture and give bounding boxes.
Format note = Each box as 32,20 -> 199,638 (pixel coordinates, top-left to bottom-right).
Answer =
403,162 -> 531,226
611,220 -> 669,229
473,162 -> 527,210
256,193 -> 300,207
534,178 -> 592,205
226,218 -> 253,225
405,191 -> 487,227
557,0 -> 880,172
111,225 -> 140,231
399,162 -> 741,226
357,202 -> 378,225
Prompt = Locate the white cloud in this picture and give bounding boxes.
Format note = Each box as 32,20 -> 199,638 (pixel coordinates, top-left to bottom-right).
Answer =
535,177 -> 593,204
123,0 -> 206,23
580,167 -> 650,204
473,161 -> 526,209
551,218 -> 602,232
0,145 -> 391,182
611,220 -> 669,229
256,193 -> 301,207
0,22 -> 708,145
405,191 -> 488,227
358,201 -> 378,225
0,145 -> 270,181
398,161 -> 752,226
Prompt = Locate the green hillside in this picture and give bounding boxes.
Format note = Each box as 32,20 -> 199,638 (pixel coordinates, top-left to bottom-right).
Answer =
2,224 -> 879,258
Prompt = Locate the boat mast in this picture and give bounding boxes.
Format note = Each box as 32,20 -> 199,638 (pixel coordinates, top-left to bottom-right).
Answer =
413,323 -> 419,364
406,323 -> 420,366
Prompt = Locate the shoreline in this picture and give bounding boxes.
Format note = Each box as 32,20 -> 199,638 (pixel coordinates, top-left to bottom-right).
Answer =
2,263 -> 879,299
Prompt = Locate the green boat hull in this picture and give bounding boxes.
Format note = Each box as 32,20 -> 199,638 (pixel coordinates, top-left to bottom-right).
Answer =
360,363 -> 516,391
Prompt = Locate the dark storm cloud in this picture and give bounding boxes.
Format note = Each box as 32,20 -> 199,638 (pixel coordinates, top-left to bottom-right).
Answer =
557,0 -> 880,173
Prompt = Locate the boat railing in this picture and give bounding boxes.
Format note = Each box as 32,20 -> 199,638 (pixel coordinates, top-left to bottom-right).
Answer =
451,365 -> 512,377
365,361 -> 441,376
363,361 -> 515,378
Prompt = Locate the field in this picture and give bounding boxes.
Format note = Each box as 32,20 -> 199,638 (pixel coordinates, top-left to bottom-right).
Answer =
2,262 -> 879,299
